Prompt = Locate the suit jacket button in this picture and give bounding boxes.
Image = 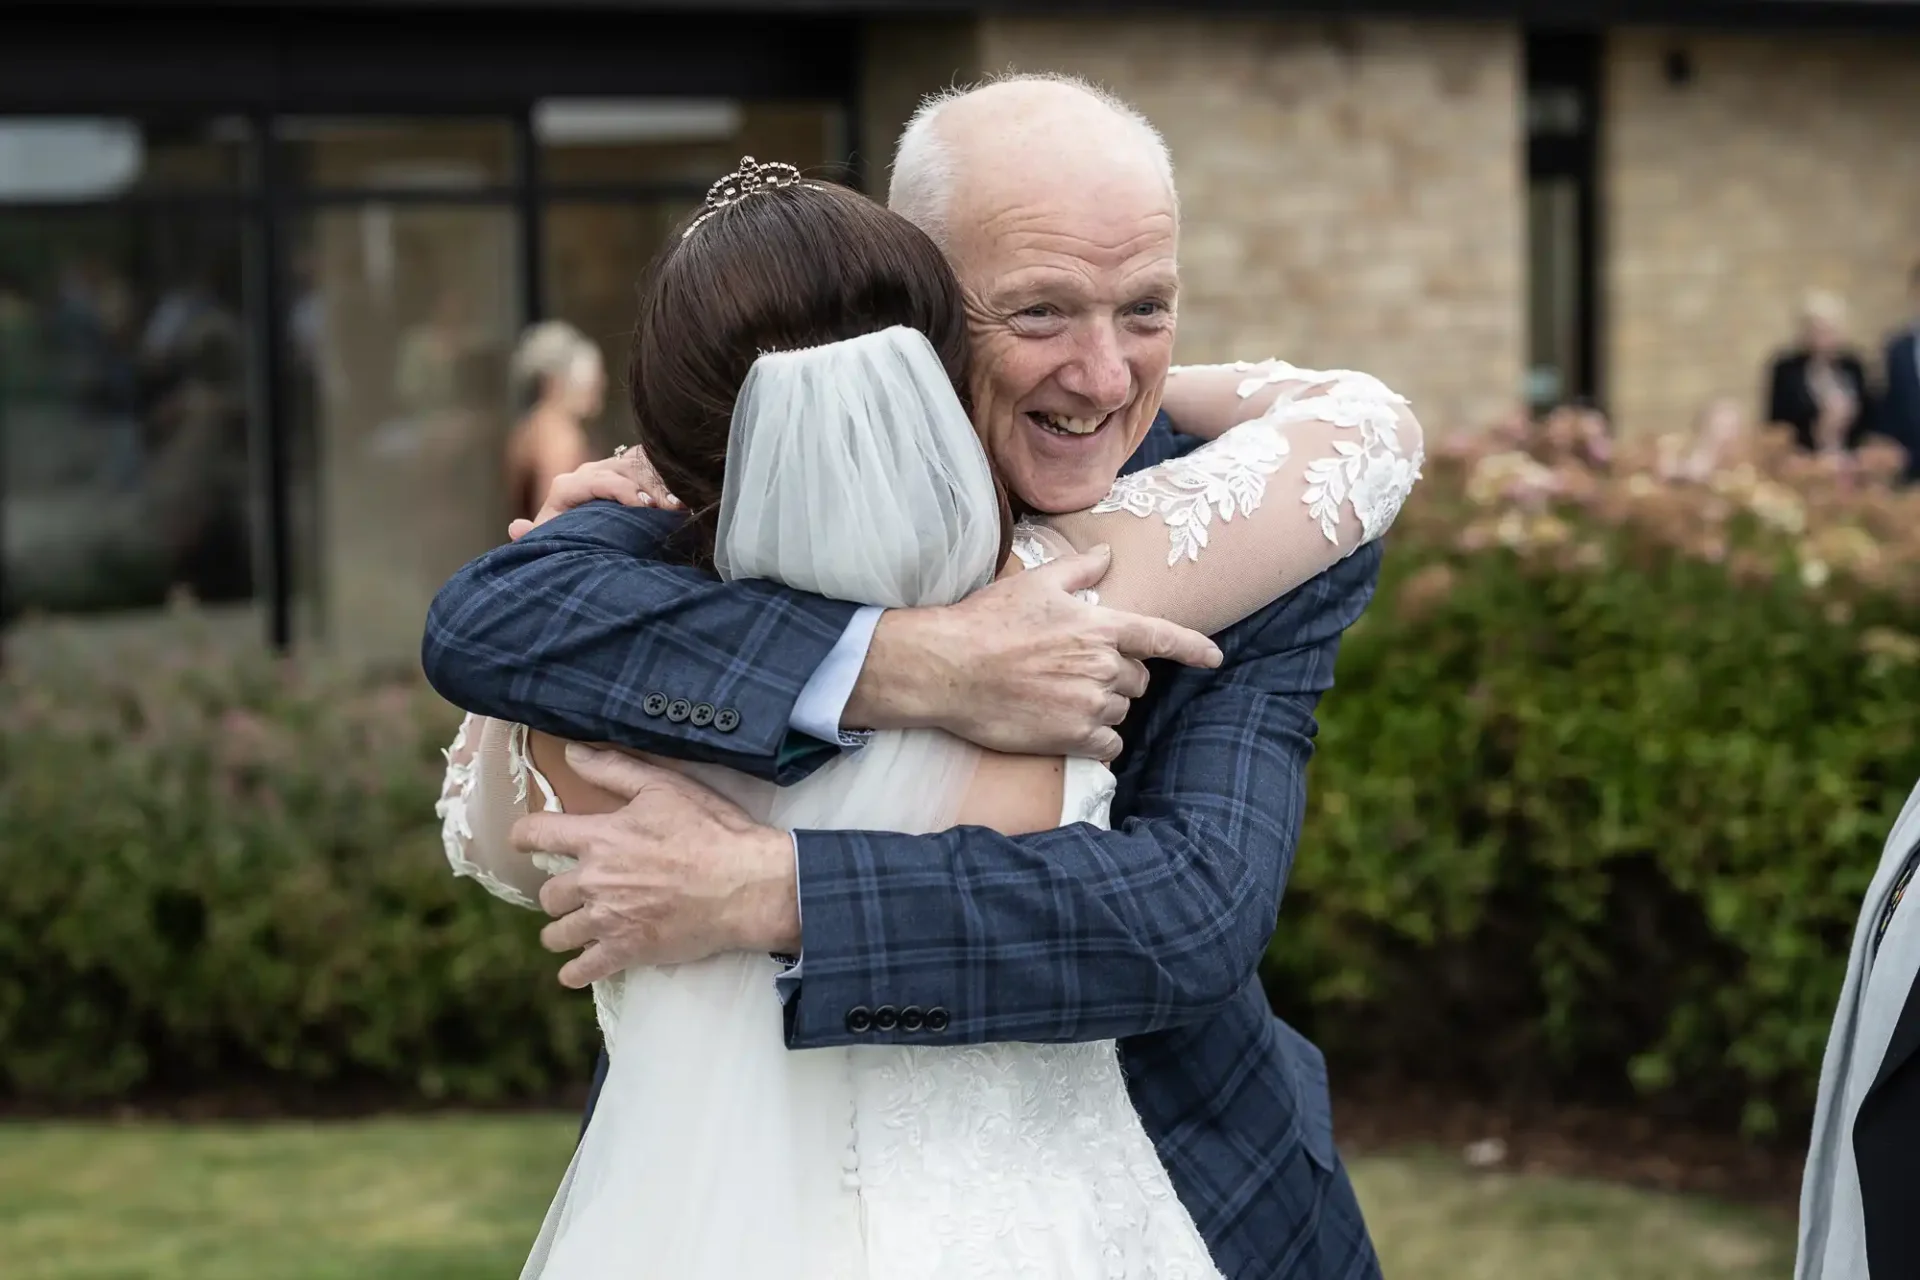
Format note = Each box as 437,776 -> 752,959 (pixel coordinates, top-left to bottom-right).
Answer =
713,707 -> 740,733
642,692 -> 669,717
925,1007 -> 950,1033
690,702 -> 716,728
666,698 -> 692,723
845,1006 -> 874,1035
873,1004 -> 899,1032
898,1006 -> 925,1033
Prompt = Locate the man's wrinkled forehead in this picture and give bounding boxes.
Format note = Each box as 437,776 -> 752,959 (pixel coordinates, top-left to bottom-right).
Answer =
949,152 -> 1176,281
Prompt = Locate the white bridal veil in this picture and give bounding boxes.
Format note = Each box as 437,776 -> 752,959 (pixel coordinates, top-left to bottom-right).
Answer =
522,326 -> 1002,1280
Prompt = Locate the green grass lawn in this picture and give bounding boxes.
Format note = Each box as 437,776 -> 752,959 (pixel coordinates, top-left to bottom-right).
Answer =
0,1115 -> 1795,1279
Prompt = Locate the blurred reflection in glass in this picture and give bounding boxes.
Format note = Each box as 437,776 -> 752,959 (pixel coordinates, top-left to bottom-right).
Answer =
0,208 -> 256,626
535,96 -> 847,450
286,200 -> 518,670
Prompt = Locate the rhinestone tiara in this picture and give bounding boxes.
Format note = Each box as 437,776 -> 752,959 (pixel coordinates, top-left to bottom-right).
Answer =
682,156 -> 818,239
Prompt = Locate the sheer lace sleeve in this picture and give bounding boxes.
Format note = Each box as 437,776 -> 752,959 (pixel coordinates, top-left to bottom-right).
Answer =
1026,360 -> 1423,635
435,713 -> 568,910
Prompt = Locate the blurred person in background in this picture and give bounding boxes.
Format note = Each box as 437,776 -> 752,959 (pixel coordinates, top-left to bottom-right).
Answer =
135,269 -> 251,602
1767,291 -> 1873,457
1880,261 -> 1920,484
504,320 -> 605,523
1799,780 -> 1920,1279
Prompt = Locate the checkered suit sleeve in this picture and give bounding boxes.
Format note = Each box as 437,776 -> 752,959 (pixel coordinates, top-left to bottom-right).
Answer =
783,537 -> 1382,1047
421,502 -> 860,784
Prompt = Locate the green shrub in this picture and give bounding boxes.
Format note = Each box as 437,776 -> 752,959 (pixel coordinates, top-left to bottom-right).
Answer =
1267,422 -> 1920,1136
4,419 -> 1918,1133
0,628 -> 598,1106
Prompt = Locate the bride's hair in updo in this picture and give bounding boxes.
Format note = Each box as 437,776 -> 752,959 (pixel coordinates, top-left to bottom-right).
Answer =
628,177 -> 1008,568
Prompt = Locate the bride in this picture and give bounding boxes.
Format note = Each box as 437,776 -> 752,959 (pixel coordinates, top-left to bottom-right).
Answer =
437,159 -> 1420,1279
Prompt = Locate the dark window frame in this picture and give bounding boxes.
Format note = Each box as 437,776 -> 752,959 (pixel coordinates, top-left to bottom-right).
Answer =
0,12 -> 860,651
1525,27 -> 1603,414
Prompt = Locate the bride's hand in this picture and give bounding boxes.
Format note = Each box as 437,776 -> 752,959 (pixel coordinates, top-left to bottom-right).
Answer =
507,447 -> 684,540
844,547 -> 1222,762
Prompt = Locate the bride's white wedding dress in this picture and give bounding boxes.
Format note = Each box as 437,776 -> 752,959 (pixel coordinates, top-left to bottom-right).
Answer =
436,328 -> 1420,1279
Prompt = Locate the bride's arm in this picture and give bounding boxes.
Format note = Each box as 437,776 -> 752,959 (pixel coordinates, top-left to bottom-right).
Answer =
933,364 -> 1424,836
1044,361 -> 1422,635
436,714 -> 558,909
1159,359 -> 1347,441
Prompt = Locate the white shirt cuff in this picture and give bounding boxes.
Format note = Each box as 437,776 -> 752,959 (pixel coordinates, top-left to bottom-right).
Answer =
775,832 -> 804,997
789,606 -> 883,748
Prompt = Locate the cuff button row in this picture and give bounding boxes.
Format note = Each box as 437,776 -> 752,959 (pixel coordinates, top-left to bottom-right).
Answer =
845,1004 -> 948,1035
640,693 -> 740,734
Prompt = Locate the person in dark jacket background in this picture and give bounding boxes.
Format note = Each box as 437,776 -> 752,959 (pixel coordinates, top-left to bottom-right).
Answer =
1767,290 -> 1874,456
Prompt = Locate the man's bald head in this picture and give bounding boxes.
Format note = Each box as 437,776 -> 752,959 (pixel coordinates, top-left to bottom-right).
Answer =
888,74 -> 1182,515
888,73 -> 1178,253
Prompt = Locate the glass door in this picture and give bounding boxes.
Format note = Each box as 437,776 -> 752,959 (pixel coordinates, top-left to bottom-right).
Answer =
278,119 -> 521,670
0,114 -> 263,665
534,98 -> 850,448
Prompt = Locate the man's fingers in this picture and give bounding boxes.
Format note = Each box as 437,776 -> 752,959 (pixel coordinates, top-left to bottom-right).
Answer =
1026,545 -> 1112,595
1100,692 -> 1131,726
512,810 -> 596,857
507,518 -> 534,541
1086,727 -> 1124,763
1107,611 -> 1222,669
538,868 -> 584,918
541,906 -> 598,955
565,742 -> 685,805
558,945 -> 622,990
1111,655 -> 1151,700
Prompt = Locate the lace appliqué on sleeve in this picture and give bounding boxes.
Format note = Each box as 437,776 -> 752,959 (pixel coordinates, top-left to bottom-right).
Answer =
1010,524 -> 1100,606
1235,361 -> 1419,544
1091,421 -> 1292,566
1106,361 -> 1419,564
435,715 -> 570,909
437,715 -> 537,910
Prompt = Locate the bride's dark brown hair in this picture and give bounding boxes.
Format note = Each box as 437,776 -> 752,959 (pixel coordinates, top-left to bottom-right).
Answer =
628,177 -> 1011,569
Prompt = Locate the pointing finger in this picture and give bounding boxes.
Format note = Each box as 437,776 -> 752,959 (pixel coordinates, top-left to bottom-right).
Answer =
1107,611 -> 1222,669
512,810 -> 596,858
562,743 -> 665,801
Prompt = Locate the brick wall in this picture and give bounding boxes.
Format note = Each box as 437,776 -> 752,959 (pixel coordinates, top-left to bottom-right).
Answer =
1605,28 -> 1920,436
860,15 -> 1526,434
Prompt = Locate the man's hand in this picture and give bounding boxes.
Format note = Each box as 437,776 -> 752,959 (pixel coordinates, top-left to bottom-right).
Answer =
844,546 -> 1223,761
507,448 -> 683,541
516,745 -> 800,987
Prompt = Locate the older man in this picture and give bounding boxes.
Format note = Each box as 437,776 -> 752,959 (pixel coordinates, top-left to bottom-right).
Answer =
424,76 -> 1389,1279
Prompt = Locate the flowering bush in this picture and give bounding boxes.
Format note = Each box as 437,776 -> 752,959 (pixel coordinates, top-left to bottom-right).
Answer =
1269,414 -> 1920,1135
0,629 -> 597,1106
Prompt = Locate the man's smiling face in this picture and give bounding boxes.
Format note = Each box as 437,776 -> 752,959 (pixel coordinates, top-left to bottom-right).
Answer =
942,100 -> 1180,515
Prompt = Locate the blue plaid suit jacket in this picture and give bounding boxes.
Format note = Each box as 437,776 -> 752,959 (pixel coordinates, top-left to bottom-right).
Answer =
422,416 -> 1384,1280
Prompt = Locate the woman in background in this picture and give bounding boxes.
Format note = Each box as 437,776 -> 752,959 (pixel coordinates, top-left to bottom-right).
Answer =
505,320 -> 606,522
